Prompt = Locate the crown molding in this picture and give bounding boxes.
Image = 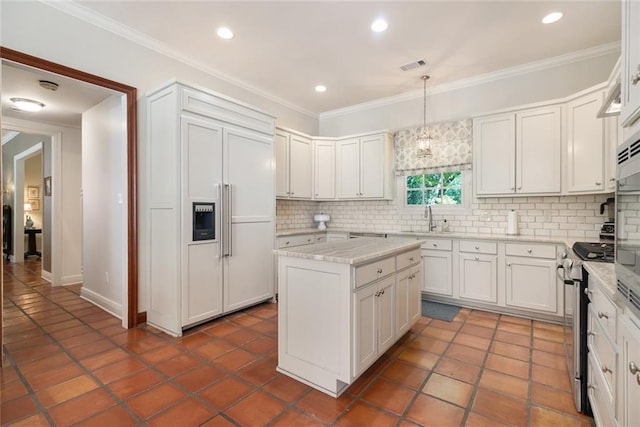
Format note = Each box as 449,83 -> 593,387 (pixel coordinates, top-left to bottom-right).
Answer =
42,0 -> 319,119
319,41 -> 621,120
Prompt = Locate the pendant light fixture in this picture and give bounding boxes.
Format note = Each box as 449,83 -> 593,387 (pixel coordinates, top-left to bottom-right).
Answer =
416,75 -> 432,158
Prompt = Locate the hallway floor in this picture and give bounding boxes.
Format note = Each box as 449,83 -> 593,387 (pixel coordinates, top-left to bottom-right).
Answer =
2,260 -> 593,426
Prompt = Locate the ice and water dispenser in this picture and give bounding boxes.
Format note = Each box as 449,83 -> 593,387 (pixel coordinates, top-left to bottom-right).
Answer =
192,202 -> 215,241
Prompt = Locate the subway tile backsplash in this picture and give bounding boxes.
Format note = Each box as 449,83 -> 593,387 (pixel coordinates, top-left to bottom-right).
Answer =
276,194 -> 615,240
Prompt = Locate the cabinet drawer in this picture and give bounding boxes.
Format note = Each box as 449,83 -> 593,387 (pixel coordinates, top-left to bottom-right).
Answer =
587,279 -> 617,342
505,243 -> 556,259
355,257 -> 395,288
421,239 -> 452,251
588,307 -> 616,402
588,352 -> 616,427
396,249 -> 421,271
459,240 -> 497,255
277,234 -> 315,249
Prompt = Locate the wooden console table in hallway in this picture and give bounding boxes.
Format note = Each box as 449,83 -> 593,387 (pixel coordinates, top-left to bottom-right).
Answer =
24,228 -> 41,259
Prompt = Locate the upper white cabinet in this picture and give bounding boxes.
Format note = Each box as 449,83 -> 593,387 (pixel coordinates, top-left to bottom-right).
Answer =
566,90 -> 606,193
621,0 -> 640,128
276,128 -> 312,199
474,106 -> 561,196
336,133 -> 393,199
313,139 -> 335,199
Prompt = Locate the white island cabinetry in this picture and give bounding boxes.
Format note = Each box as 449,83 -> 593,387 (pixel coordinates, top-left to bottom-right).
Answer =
275,237 -> 422,397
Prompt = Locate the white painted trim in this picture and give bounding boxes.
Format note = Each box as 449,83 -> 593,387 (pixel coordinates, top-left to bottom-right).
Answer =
2,130 -> 20,145
45,1 -> 318,120
13,142 -> 43,264
80,287 -> 123,321
61,274 -> 83,286
395,172 -> 473,218
41,269 -> 52,283
320,42 -> 621,120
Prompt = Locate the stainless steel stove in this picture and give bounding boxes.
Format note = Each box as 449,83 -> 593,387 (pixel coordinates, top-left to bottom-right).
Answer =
572,241 -> 615,263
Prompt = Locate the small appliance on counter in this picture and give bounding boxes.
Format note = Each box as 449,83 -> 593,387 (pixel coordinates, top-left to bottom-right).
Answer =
314,213 -> 330,230
572,241 -> 614,263
599,197 -> 615,240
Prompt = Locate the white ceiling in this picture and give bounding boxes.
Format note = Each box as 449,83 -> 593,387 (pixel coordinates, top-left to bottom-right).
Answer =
2,0 -> 622,127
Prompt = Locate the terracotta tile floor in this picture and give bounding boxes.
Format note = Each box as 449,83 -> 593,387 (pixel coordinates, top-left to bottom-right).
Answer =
1,259 -> 594,426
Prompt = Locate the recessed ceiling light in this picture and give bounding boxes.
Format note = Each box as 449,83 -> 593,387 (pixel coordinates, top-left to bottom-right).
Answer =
542,11 -> 563,24
315,85 -> 327,93
371,18 -> 388,33
10,98 -> 45,112
217,27 -> 234,40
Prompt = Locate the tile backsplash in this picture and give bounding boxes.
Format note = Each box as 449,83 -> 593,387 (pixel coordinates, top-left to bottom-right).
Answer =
277,193 -> 615,239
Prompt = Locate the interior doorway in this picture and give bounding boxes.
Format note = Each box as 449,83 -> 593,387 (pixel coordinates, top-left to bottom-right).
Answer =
0,46 -> 139,352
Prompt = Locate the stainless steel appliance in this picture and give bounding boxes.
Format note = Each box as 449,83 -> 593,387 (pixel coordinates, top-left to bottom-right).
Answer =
599,197 -> 616,240
616,127 -> 640,320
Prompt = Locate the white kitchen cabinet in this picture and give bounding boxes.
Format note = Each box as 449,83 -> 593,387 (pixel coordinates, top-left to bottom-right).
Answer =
336,132 -> 393,199
606,116 -> 623,191
458,240 -> 498,304
421,238 -> 453,296
276,128 -> 312,199
566,90 -> 606,193
395,263 -> 422,338
504,243 -> 559,315
617,311 -> 640,427
621,0 -> 640,128
354,276 -> 395,377
313,139 -> 336,199
473,106 -> 561,196
146,81 -> 275,336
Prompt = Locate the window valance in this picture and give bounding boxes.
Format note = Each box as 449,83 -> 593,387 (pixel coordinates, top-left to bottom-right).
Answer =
394,118 -> 472,176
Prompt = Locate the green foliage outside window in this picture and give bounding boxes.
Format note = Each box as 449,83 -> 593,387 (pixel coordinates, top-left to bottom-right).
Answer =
406,171 -> 463,206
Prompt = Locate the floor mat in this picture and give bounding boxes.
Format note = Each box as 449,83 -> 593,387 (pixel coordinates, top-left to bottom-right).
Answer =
421,300 -> 461,322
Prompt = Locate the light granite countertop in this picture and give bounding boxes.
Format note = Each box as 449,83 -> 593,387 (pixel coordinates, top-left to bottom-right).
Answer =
583,262 -> 616,297
273,237 -> 423,265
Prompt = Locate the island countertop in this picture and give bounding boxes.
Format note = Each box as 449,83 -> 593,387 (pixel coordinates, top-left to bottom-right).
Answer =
273,237 -> 423,265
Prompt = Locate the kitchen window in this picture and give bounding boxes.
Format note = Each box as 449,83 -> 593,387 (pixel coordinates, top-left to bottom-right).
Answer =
397,170 -> 471,214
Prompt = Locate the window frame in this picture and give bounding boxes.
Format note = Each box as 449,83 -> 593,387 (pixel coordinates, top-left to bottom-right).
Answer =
396,170 -> 473,215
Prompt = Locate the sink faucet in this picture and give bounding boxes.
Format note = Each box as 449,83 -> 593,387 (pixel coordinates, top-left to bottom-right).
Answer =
424,205 -> 436,232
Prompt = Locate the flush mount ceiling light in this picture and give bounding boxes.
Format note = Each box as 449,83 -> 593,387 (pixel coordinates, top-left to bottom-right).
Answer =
216,27 -> 234,40
39,80 -> 59,91
371,18 -> 388,33
10,98 -> 45,112
542,11 -> 563,24
416,75 -> 432,158
314,85 -> 327,93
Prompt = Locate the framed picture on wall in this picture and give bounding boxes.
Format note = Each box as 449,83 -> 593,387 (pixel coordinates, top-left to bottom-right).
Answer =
29,199 -> 40,211
27,186 -> 39,198
44,177 -> 52,196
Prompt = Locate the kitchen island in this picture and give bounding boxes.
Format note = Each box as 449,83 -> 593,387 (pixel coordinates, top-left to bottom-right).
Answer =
274,237 -> 423,397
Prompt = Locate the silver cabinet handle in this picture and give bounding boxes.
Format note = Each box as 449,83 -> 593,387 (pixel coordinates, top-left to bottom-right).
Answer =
377,268 -> 383,274
584,288 -> 593,298
285,241 -> 290,245
507,263 -> 511,267
637,373 -> 640,386
307,238 -> 312,242
223,183 -> 232,257
632,65 -> 640,85
432,243 -> 437,247
510,186 -> 515,190
409,257 -> 414,262
587,330 -> 595,337
380,289 -> 385,295
595,182 -> 602,186
609,178 -> 616,182
630,361 -> 639,375
601,365 -> 612,374
475,256 -> 480,261
597,311 -> 609,319
517,186 -> 522,190
527,249 -> 532,254
375,291 -> 380,297
587,383 -> 596,390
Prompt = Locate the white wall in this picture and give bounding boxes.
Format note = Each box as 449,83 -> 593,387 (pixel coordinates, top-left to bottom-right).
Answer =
81,95 -> 128,322
0,1 -> 318,134
319,51 -> 619,136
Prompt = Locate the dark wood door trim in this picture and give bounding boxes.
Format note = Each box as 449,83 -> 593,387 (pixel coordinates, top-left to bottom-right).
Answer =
0,46 -> 140,328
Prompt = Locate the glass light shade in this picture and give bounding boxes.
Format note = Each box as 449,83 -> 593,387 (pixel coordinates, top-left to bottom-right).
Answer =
416,130 -> 432,157
11,98 -> 45,112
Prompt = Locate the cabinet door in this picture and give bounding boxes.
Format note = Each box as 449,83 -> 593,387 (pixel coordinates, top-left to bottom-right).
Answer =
605,116 -> 620,191
505,257 -> 557,314
289,134 -> 312,199
314,140 -> 335,199
617,314 -> 640,427
409,266 -> 423,325
337,138 -> 361,198
459,253 -> 497,303
377,278 -> 395,354
566,91 -> 605,193
223,126 -> 274,312
422,251 -> 453,296
354,282 -> 378,376
396,269 -> 411,337
621,0 -> 640,126
473,114 -> 515,195
516,106 -> 561,194
275,130 -> 289,197
360,135 -> 385,198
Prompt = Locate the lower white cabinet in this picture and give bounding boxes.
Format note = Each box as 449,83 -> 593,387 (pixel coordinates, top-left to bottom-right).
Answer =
422,249 -> 453,296
395,265 -> 422,337
505,252 -> 558,314
354,277 -> 395,377
617,311 -> 640,427
458,252 -> 497,304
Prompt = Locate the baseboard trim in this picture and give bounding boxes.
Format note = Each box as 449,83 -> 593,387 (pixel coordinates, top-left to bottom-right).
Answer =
80,287 -> 122,321
136,311 -> 147,325
61,274 -> 83,286
41,269 -> 52,283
